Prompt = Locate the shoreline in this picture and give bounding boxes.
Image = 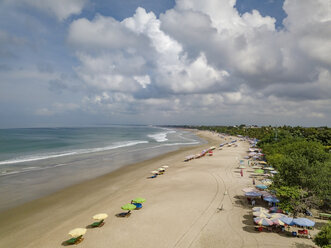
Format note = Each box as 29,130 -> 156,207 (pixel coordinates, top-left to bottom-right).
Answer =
0,130 -> 219,247
0,130 -> 317,248
0,128 -> 205,212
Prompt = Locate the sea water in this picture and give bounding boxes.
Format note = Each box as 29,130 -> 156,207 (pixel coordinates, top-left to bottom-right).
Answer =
0,126 -> 203,211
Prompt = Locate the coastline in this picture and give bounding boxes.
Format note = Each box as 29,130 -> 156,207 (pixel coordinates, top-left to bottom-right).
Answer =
0,130 -> 217,247
0,130 -> 317,248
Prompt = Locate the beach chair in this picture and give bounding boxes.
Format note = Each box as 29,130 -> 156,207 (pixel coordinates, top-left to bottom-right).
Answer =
91,219 -> 104,228
66,235 -> 84,245
133,203 -> 142,209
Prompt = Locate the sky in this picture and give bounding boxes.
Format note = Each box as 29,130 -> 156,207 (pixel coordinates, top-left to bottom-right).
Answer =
0,0 -> 330,128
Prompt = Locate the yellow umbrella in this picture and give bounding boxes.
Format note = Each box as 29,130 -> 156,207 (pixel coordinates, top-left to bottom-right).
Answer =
93,213 -> 108,221
68,228 -> 87,238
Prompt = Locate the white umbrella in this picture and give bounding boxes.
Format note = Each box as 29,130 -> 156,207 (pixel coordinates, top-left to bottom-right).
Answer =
162,165 -> 169,168
151,171 -> 158,174
68,228 -> 87,238
93,213 -> 108,220
158,168 -> 165,171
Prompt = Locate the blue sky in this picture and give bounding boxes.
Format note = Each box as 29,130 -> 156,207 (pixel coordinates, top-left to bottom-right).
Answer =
0,0 -> 330,128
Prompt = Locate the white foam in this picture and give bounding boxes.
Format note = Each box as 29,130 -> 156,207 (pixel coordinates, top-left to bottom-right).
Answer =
148,130 -> 176,142
0,140 -> 148,166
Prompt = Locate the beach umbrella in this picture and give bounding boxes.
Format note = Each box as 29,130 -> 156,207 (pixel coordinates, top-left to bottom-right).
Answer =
242,187 -> 258,193
264,197 -> 279,203
254,217 -> 273,226
259,161 -> 267,165
293,218 -> 315,227
150,171 -> 158,174
162,165 -> 169,168
269,206 -> 282,213
252,207 -> 268,212
158,168 -> 165,171
254,169 -> 264,174
252,166 -> 261,169
253,211 -> 272,218
121,204 -> 137,212
93,213 -> 108,221
239,165 -> 246,169
256,185 -> 268,190
271,218 -> 285,226
270,213 -> 285,219
279,217 -> 294,225
264,167 -> 274,170
270,170 -> 278,174
68,228 -> 87,238
132,197 -> 146,203
245,191 -> 262,197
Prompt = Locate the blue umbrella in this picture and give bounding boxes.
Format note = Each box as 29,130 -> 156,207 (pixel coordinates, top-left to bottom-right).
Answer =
264,197 -> 279,203
256,185 -> 268,190
245,192 -> 262,197
279,217 -> 294,225
293,218 -> 315,227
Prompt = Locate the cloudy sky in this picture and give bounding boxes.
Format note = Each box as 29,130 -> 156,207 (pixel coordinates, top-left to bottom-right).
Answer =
0,0 -> 330,128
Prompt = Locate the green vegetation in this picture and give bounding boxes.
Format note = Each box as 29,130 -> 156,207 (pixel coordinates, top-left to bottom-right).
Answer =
313,221 -> 331,247
187,125 -> 331,213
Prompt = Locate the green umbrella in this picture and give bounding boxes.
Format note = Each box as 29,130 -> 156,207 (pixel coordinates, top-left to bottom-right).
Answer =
121,203 -> 136,213
254,169 -> 264,174
132,197 -> 146,203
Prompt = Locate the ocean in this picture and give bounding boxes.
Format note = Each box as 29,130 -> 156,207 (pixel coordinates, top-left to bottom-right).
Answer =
0,126 -> 203,211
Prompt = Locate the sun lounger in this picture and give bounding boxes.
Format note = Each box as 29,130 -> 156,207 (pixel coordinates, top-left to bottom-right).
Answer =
91,219 -> 104,228
319,213 -> 331,220
133,203 -> 142,209
66,235 -> 83,245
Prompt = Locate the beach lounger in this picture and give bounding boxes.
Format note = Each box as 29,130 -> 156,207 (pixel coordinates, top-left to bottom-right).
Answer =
133,203 -> 142,209
91,219 -> 104,228
319,213 -> 331,220
66,235 -> 84,245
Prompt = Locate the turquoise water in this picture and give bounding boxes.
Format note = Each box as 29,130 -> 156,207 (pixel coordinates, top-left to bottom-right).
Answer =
0,126 -> 203,211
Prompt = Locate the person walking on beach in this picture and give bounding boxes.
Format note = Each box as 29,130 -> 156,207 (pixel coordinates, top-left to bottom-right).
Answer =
240,169 -> 243,177
253,178 -> 255,185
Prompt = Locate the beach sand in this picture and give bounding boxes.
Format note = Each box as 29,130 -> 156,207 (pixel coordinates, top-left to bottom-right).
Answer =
0,130 -> 318,247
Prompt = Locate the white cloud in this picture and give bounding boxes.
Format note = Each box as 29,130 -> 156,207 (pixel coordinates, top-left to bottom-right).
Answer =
5,0 -> 87,21
65,0 -> 331,125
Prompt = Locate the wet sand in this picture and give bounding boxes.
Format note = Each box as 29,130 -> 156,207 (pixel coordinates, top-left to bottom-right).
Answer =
0,130 -> 318,247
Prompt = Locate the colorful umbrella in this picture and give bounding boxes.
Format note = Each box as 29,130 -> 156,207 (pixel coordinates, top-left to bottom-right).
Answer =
279,217 -> 294,225
271,218 -> 285,226
269,206 -> 282,213
252,207 -> 268,212
270,213 -> 285,218
254,217 -> 273,226
264,197 -> 279,203
293,218 -> 315,227
245,191 -> 262,197
256,185 -> 268,190
253,211 -> 272,218
242,187 -> 258,193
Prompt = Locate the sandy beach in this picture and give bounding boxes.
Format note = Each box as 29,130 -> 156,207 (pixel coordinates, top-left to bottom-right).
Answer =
0,130 -> 318,248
